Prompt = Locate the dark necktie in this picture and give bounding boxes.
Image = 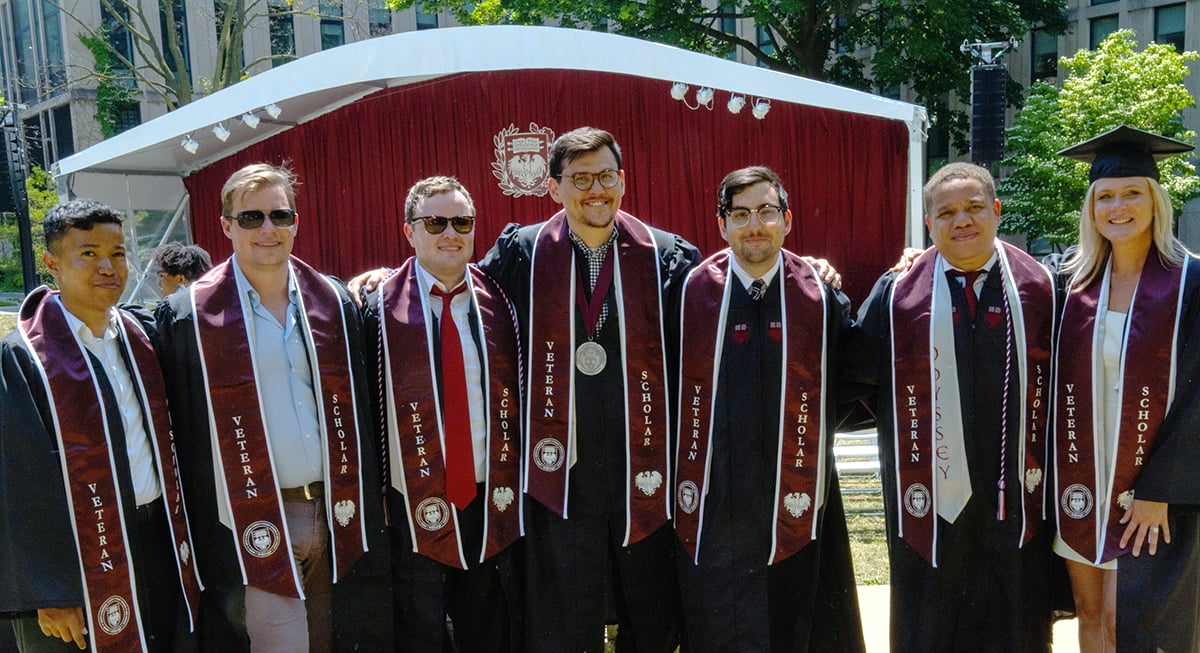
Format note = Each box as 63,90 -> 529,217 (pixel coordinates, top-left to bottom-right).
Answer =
953,270 -> 983,320
431,283 -> 476,509
748,277 -> 767,301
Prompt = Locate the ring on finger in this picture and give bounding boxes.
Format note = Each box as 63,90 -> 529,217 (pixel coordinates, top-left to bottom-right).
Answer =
1150,526 -> 1161,534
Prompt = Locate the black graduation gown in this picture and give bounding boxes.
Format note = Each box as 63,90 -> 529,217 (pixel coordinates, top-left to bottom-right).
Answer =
0,307 -> 188,652
841,267 -> 1054,653
675,275 -> 864,653
154,273 -> 392,652
479,221 -> 700,653
1053,255 -> 1200,652
361,275 -> 524,653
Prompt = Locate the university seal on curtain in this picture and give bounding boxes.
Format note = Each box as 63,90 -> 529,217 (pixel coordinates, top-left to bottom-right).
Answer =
493,123 -> 555,197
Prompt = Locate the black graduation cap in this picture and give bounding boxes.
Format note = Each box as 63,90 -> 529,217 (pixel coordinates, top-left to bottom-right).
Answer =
1057,125 -> 1194,183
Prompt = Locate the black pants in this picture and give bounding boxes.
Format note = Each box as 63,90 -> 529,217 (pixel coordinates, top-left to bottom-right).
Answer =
11,500 -> 193,653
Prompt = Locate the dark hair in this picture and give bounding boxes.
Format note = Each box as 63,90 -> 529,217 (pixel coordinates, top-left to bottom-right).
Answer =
404,176 -> 475,222
717,166 -> 790,217
154,242 -> 213,281
548,127 -> 623,179
43,198 -> 124,253
922,162 -> 996,213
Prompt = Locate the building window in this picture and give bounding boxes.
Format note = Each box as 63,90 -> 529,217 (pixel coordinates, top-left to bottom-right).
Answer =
213,0 -> 245,71
755,24 -> 776,67
1154,4 -> 1186,52
102,0 -> 134,74
52,104 -> 73,159
159,0 -> 192,84
113,102 -> 141,134
1090,15 -> 1118,49
319,0 -> 344,50
22,115 -> 43,169
40,0 -> 65,93
415,4 -> 438,30
368,0 -> 391,37
12,0 -> 36,103
1091,0 -> 1116,5
720,4 -> 736,60
1031,29 -> 1058,81
877,81 -> 900,99
834,14 -> 850,54
269,0 -> 295,67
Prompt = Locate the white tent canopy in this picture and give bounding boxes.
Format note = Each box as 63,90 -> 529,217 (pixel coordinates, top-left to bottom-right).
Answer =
55,25 -> 928,245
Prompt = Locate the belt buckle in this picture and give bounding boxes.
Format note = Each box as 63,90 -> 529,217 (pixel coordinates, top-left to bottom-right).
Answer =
304,482 -> 317,501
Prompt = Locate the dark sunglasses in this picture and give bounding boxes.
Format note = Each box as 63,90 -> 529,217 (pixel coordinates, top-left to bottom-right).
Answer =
227,208 -> 297,229
409,215 -> 475,235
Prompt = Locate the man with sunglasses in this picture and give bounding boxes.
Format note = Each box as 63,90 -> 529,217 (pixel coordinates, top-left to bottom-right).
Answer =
479,126 -> 700,652
155,163 -> 390,652
362,176 -> 523,652
672,166 -> 864,651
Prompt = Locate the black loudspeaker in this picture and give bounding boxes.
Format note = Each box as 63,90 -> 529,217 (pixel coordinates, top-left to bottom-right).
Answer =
0,124 -> 23,214
970,65 -> 1007,165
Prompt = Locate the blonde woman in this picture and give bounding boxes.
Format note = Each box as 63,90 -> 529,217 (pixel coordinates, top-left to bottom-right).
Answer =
1052,125 -> 1200,652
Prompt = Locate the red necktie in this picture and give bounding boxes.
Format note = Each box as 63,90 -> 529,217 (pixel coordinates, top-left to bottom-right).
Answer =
954,270 -> 983,320
432,283 -> 476,509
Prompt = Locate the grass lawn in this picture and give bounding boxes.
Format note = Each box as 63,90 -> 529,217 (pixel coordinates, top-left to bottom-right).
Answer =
842,473 -> 889,585
0,312 -> 15,336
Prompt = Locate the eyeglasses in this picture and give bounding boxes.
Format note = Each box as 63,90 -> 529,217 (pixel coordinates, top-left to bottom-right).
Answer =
226,208 -> 297,229
409,215 -> 476,235
724,204 -> 784,228
558,169 -> 621,191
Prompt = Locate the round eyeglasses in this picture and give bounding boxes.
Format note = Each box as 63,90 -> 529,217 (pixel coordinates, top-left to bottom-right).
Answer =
724,204 -> 783,228
558,169 -> 621,191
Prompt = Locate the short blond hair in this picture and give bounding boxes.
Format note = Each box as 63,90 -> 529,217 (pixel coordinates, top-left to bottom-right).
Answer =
220,163 -> 298,218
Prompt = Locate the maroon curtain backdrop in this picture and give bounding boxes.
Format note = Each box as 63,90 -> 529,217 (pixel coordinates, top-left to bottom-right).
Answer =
185,70 -> 909,303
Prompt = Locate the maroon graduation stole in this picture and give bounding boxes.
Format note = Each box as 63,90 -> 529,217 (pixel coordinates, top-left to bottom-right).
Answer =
378,261 -> 523,568
18,287 -> 202,650
889,243 -> 1054,566
191,257 -> 367,598
525,210 -> 671,545
1055,252 -> 1183,564
674,250 -> 828,565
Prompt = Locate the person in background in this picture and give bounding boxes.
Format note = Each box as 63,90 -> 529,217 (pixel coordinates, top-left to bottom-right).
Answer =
153,242 -> 212,298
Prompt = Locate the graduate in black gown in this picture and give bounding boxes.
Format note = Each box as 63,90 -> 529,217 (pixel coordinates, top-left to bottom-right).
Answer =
155,164 -> 391,652
478,127 -> 700,652
672,167 -> 863,652
1050,126 -> 1200,652
1,199 -> 200,653
841,163 -> 1057,652
360,176 -> 524,653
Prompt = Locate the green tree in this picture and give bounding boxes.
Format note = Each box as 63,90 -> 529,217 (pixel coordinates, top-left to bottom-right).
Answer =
58,0 -> 346,111
999,30 -> 1200,245
395,0 -> 1067,147
0,166 -> 57,291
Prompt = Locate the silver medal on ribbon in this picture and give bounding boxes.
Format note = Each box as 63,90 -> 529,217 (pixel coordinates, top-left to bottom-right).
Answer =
575,341 -> 607,375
